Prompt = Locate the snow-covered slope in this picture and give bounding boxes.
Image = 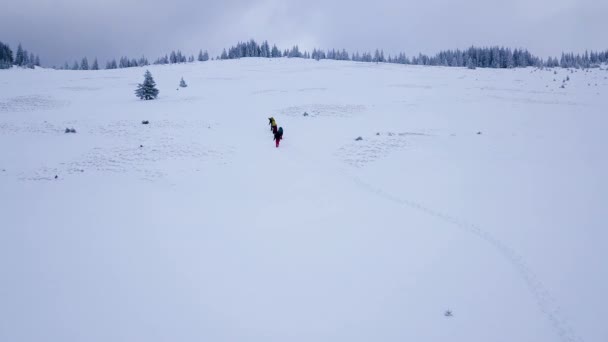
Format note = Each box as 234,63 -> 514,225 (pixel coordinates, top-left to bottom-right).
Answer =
1,59 -> 606,342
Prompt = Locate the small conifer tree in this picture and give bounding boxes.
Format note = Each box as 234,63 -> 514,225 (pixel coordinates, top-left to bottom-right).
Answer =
135,70 -> 159,100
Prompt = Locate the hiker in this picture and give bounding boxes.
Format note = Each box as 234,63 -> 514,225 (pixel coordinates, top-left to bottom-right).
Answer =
274,127 -> 283,148
269,117 -> 277,134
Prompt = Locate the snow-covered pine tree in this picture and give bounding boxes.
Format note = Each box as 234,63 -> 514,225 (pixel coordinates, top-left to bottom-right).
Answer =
287,45 -> 301,58
491,47 -> 500,68
15,44 -> 24,66
22,50 -> 30,66
0,42 -> 13,69
135,70 -> 159,100
179,77 -> 187,88
271,44 -> 281,58
28,52 -> 35,68
72,61 -> 79,70
35,55 -> 41,66
261,41 -> 270,57
91,58 -> 99,70
198,49 -> 204,61
506,49 -> 514,68
466,57 -> 476,69
138,56 -> 149,66
373,49 -> 381,63
80,57 -> 89,70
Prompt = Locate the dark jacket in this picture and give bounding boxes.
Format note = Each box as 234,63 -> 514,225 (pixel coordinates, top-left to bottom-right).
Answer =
274,127 -> 283,140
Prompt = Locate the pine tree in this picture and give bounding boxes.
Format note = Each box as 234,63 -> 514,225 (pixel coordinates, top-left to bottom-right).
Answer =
506,49 -> 514,68
72,61 -> 79,70
466,57 -> 476,69
135,70 -> 159,100
80,57 -> 89,70
0,41 -> 13,69
287,45 -> 301,58
261,41 -> 270,57
28,52 -> 35,68
119,57 -> 130,68
91,58 -> 99,70
179,77 -> 187,88
271,44 -> 281,58
35,55 -> 40,66
138,56 -> 149,66
373,49 -> 381,63
15,43 -> 24,66
22,50 -> 30,66
198,49 -> 204,61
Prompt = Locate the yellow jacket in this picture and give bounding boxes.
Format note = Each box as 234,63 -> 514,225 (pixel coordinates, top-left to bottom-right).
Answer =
270,119 -> 277,127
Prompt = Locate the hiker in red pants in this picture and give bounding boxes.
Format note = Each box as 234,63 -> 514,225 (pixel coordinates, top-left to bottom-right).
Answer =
274,127 -> 283,148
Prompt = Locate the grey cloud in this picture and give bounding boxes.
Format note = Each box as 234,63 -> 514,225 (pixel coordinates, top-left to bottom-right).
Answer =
1,0 -> 606,67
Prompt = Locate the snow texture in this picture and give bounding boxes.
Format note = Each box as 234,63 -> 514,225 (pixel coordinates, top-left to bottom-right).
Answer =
1,58 -> 607,342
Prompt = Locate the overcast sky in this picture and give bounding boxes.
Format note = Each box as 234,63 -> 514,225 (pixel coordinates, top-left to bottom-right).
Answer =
2,0 -> 607,66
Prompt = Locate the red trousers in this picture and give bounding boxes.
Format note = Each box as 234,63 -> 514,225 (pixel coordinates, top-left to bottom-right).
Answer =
275,138 -> 280,148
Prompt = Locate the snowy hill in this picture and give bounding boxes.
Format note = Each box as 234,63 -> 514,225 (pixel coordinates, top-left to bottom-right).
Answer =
1,58 -> 607,342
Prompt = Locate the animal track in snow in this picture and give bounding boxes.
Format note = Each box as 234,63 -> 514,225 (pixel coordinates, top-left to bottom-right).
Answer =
60,86 -> 102,92
337,132 -> 429,167
251,89 -> 288,95
485,94 -> 583,106
87,119 -> 210,138
297,87 -> 327,92
20,142 -> 230,182
387,83 -> 434,89
15,118 -> 229,182
280,104 -> 366,118
0,121 -> 65,135
350,177 -> 583,342
0,95 -> 68,112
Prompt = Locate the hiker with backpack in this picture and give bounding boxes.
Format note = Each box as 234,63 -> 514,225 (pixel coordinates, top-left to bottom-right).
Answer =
268,117 -> 277,134
274,127 -> 283,148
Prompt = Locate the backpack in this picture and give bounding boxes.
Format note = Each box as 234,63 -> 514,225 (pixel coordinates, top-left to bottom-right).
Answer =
278,127 -> 283,137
